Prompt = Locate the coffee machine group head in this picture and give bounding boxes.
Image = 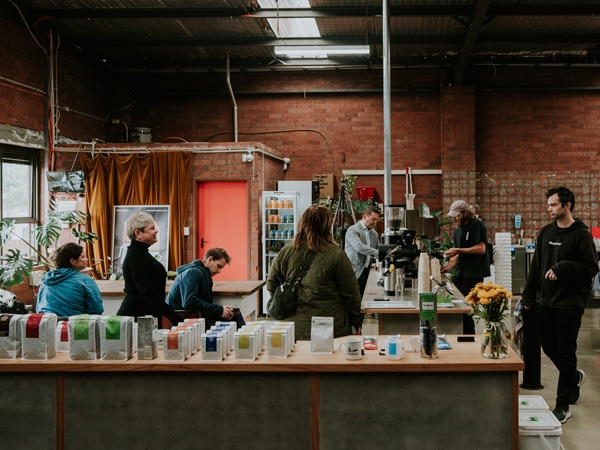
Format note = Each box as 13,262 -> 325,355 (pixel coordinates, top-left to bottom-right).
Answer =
378,238 -> 419,296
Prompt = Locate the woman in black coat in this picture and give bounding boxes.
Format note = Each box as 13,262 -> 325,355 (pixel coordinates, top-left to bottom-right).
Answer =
117,211 -> 182,327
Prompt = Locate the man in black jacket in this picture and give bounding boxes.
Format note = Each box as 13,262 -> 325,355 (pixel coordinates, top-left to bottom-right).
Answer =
522,187 -> 598,424
167,247 -> 244,327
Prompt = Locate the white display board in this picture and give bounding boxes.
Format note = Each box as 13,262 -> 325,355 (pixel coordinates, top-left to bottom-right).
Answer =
112,205 -> 170,277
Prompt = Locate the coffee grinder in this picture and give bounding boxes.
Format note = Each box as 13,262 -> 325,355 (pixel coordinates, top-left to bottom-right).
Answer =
382,205 -> 406,245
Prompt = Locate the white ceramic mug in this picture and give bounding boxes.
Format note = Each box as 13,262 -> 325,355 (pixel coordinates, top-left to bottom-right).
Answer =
385,336 -> 403,360
339,337 -> 363,360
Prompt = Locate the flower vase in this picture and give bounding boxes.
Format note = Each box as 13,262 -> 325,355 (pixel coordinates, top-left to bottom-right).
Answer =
481,322 -> 509,359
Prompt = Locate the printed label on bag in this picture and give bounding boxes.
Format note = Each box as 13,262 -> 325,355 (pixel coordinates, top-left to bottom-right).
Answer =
74,317 -> 90,340
238,334 -> 250,349
271,332 -> 283,348
26,314 -> 43,338
60,322 -> 69,342
167,332 -> 179,350
105,317 -> 122,340
206,335 -> 217,352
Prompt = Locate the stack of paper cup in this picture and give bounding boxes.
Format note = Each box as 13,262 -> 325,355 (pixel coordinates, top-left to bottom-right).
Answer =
430,258 -> 441,286
418,252 -> 431,293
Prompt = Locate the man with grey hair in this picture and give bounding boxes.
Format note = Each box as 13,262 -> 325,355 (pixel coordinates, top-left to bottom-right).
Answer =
441,199 -> 491,334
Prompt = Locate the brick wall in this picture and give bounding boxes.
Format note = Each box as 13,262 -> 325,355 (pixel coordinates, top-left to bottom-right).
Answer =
0,10 -> 46,131
3,6 -> 600,301
475,91 -> 600,241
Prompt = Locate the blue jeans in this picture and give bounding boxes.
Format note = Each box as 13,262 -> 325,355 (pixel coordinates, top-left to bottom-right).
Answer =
538,305 -> 582,406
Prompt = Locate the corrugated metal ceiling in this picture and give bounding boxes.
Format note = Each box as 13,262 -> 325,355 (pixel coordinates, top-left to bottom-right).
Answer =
4,0 -> 600,86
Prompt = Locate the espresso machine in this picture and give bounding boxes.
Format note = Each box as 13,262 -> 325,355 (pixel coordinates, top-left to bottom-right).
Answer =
378,230 -> 419,296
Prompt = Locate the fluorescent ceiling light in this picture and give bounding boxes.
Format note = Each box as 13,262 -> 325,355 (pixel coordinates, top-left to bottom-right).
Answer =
274,46 -> 371,58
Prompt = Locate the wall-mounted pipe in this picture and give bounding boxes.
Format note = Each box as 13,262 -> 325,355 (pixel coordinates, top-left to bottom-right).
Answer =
226,57 -> 238,142
343,169 -> 442,176
382,0 -> 392,206
54,144 -> 289,163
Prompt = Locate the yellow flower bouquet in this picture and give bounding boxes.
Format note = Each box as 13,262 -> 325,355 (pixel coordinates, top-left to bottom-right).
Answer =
465,281 -> 513,359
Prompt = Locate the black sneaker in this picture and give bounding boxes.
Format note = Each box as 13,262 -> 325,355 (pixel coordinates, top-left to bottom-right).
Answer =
571,369 -> 586,404
553,405 -> 571,424
571,386 -> 581,405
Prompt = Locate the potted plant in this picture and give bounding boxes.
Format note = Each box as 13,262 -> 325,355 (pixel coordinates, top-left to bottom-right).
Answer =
0,210 -> 98,287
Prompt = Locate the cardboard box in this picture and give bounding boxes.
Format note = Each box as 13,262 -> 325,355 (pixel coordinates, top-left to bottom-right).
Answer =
313,174 -> 334,199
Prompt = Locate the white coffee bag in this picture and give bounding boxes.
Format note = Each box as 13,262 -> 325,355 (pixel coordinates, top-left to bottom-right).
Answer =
68,315 -> 101,361
201,332 -> 223,361
56,321 -> 69,353
310,316 -> 334,354
21,313 -> 57,360
0,314 -> 21,360
163,330 -> 185,362
100,315 -> 133,361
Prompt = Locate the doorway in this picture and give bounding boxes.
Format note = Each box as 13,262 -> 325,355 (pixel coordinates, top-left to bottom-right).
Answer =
197,180 -> 249,280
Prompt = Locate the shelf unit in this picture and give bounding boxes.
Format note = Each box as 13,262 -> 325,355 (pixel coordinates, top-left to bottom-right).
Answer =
261,191 -> 300,313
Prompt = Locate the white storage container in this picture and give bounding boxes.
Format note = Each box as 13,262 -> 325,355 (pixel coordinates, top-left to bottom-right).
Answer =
518,395 -> 550,411
519,410 -> 562,450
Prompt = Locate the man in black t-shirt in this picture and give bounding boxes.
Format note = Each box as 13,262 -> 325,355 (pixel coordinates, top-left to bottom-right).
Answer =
441,199 -> 491,334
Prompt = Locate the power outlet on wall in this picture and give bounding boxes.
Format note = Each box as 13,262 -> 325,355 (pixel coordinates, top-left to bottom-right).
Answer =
30,270 -> 45,286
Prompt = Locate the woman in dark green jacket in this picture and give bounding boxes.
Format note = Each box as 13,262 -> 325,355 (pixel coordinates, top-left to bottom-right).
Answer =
267,205 -> 363,340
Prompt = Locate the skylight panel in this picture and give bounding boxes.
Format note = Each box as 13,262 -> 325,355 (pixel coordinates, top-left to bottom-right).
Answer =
257,0 -> 320,38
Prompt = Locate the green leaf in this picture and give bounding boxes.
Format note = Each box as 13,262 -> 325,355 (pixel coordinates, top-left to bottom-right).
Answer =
48,209 -> 87,225
0,249 -> 34,287
0,219 -> 16,246
72,228 -> 98,244
34,219 -> 62,248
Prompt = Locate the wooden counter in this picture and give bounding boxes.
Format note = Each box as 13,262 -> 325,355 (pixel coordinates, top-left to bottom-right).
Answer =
0,336 -> 523,449
361,269 -> 472,335
95,279 -> 265,320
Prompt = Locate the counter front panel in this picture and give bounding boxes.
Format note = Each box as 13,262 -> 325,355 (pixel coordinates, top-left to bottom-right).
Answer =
1,336 -> 523,449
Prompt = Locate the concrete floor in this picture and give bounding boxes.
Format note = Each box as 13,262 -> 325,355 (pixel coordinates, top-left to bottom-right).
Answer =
362,306 -> 600,450
519,308 -> 600,450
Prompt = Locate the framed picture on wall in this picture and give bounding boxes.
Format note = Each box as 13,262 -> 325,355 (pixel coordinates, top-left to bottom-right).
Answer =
47,170 -> 85,193
112,205 -> 170,278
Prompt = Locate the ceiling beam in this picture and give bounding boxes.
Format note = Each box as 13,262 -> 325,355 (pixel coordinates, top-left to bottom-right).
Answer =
76,34 -> 600,48
103,53 -> 600,72
455,0 -> 492,87
23,5 -> 600,21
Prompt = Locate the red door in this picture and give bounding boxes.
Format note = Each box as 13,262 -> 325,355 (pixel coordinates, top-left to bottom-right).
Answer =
197,181 -> 249,280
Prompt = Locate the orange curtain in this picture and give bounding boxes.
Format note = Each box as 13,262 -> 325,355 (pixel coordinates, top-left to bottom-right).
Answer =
80,151 -> 193,276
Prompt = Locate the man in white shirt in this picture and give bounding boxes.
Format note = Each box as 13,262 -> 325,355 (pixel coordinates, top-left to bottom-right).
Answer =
344,206 -> 381,298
